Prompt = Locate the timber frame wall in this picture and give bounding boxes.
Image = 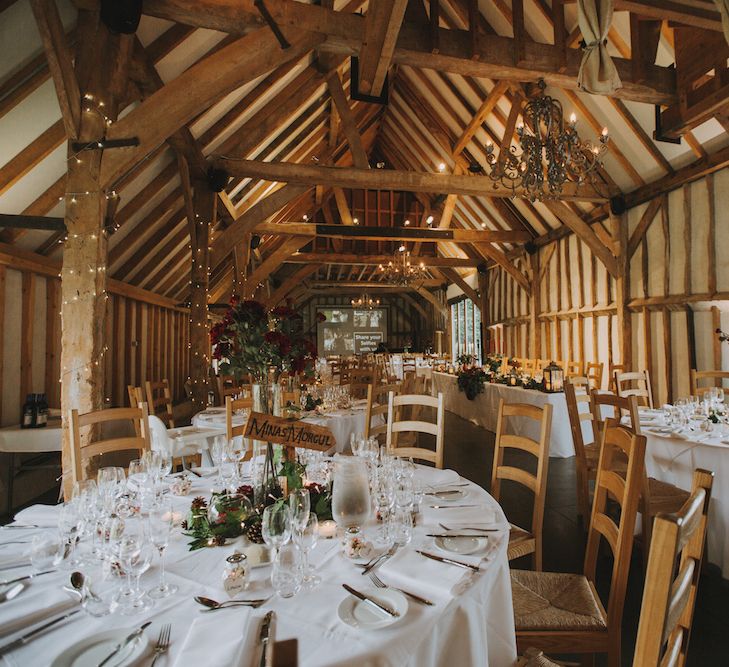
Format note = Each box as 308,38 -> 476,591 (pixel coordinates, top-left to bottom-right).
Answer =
0,258 -> 190,428
479,168 -> 729,405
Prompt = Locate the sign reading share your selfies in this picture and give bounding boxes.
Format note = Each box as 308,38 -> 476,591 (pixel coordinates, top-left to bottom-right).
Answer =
243,411 -> 335,452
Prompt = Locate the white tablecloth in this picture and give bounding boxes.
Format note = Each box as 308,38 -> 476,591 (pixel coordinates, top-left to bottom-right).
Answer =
0,420 -> 62,453
640,421 -> 729,577
192,404 -> 374,455
432,372 -> 574,458
1,467 -> 517,666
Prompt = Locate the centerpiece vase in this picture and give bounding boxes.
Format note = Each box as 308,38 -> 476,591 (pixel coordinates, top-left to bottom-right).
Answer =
252,374 -> 283,505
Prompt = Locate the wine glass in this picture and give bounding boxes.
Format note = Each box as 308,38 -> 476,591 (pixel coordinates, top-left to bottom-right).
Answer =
262,504 -> 291,558
288,488 -> 310,534
58,502 -> 82,568
148,504 -> 178,599
30,534 -> 63,573
211,436 -> 227,488
293,512 -> 320,590
116,518 -> 153,615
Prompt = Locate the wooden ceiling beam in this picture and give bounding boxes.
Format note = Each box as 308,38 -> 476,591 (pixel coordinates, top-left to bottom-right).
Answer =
310,279 -> 442,289
613,0 -> 723,32
325,70 -> 370,169
357,0 -> 408,96
73,0 -> 677,105
214,159 -> 610,201
266,264 -> 319,306
100,28 -> 325,189
255,222 -> 531,243
286,253 -> 481,267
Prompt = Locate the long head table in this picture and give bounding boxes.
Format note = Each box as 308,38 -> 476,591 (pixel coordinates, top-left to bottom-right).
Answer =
432,372 -> 575,458
0,466 -> 516,666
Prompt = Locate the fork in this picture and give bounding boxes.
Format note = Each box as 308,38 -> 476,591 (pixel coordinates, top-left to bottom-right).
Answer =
150,624 -> 171,666
369,572 -> 433,606
438,523 -> 500,533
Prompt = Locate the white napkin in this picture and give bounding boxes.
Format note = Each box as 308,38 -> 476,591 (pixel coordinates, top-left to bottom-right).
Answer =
0,586 -> 77,639
173,606 -> 255,667
12,504 -> 60,527
414,467 -> 460,488
378,548 -> 471,602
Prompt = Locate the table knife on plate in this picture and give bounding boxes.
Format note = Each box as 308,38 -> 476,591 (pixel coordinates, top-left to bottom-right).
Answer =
428,504 -> 478,509
258,610 -> 275,667
97,621 -> 151,666
0,608 -> 82,655
416,550 -> 480,572
342,584 -> 399,618
426,533 -> 495,538
0,570 -> 55,587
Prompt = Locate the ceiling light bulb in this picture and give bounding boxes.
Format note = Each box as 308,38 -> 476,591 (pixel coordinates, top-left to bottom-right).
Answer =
353,217 -> 359,224
426,215 -> 434,225
404,219 -> 410,226
438,162 -> 446,172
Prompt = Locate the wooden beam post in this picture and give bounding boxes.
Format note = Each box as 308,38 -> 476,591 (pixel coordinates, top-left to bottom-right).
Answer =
615,211 -> 632,370
529,251 -> 540,359
59,17 -> 133,499
188,180 -> 216,409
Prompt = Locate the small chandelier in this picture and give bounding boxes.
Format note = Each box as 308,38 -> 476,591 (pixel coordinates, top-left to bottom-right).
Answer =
484,80 -> 609,202
351,293 -> 380,309
378,245 -> 428,287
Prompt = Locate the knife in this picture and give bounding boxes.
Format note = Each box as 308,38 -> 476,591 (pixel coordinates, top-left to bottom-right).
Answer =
0,570 -> 55,587
428,504 -> 479,509
97,621 -> 151,666
0,583 -> 25,603
361,545 -> 397,575
426,533 -> 495,538
0,608 -> 82,655
416,550 -> 481,572
426,490 -> 463,496
342,584 -> 399,618
258,611 -> 275,667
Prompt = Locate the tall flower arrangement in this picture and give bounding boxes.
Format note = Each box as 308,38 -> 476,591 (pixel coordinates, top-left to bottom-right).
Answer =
210,298 -> 322,382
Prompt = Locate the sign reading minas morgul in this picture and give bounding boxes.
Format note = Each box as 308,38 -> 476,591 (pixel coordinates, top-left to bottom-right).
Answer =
243,411 -> 334,452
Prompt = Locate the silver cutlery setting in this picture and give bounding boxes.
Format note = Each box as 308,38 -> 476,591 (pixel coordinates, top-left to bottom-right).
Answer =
361,544 -> 398,575
438,523 -> 501,533
195,595 -> 270,611
258,610 -> 275,667
0,608 -> 82,655
0,570 -> 55,587
0,583 -> 25,604
342,584 -> 399,618
428,504 -> 478,509
368,572 -> 433,606
150,624 -> 171,666
416,550 -> 481,572
97,620 -> 151,666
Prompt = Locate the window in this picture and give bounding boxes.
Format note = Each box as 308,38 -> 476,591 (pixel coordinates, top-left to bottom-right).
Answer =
451,298 -> 482,364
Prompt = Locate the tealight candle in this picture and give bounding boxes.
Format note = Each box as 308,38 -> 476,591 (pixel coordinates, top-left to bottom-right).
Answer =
319,520 -> 337,539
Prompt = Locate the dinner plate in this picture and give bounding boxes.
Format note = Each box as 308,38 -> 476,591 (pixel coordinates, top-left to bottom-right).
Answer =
51,628 -> 149,667
435,531 -> 488,556
427,489 -> 467,502
338,587 -> 408,630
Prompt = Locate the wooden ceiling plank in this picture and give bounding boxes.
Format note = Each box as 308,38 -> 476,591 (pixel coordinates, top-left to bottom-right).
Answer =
286,253 -> 480,267
452,80 -> 509,157
326,70 -> 370,169
357,0 -> 408,96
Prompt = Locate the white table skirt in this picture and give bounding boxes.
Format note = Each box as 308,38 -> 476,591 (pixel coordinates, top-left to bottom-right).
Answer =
1,468 -> 517,667
192,406 -> 374,455
0,420 -> 62,453
432,372 -> 574,458
641,425 -> 729,577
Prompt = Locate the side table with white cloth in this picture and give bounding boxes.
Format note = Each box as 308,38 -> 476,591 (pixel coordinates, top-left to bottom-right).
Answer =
0,465 -> 517,666
637,409 -> 728,578
432,372 -> 574,458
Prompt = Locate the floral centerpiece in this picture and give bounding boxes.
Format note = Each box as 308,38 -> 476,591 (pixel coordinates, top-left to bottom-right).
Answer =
457,366 -> 488,400
210,298 -> 323,502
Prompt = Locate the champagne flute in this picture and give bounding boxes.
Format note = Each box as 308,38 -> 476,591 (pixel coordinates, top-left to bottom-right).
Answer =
148,504 -> 178,599
262,504 -> 291,559
288,488 -> 310,534
293,512 -> 320,590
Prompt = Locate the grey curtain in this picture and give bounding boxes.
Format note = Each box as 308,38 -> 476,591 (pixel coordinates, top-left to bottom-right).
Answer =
715,0 -> 729,45
577,0 -> 622,94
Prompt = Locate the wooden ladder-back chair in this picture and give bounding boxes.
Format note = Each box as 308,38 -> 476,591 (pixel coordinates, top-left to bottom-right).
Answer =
145,379 -> 175,428
364,383 -> 400,443
217,375 -> 250,404
615,369 -> 654,408
349,368 -> 379,400
225,395 -> 254,460
511,420 -> 646,667
386,391 -> 445,469
585,362 -> 604,390
564,378 -> 596,522
491,400 -> 553,571
69,405 -> 151,485
608,363 -> 627,393
564,361 -> 584,378
632,468 -> 714,667
591,390 -> 690,569
126,386 -> 144,436
689,369 -> 729,397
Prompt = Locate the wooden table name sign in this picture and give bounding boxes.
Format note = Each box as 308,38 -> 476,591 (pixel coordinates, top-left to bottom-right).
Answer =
243,411 -> 335,452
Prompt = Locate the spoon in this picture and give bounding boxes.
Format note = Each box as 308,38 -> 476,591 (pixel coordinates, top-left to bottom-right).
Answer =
68,571 -> 100,602
194,595 -> 269,610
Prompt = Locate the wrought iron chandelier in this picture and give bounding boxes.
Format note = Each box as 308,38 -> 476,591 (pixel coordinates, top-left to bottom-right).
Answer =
378,245 -> 428,287
351,293 -> 380,309
484,80 -> 609,202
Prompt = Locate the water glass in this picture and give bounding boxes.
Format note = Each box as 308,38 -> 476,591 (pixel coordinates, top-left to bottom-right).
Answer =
271,543 -> 302,598
289,488 -> 311,533
392,509 -> 413,547
80,558 -> 118,617
148,504 -> 178,599
30,534 -> 63,573
293,512 -> 320,590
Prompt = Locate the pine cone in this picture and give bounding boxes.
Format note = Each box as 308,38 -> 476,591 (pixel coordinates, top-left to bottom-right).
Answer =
212,534 -> 226,547
246,520 -> 264,544
191,496 -> 207,510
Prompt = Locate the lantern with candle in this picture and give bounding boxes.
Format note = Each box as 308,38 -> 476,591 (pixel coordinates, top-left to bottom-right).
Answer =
543,361 -> 564,393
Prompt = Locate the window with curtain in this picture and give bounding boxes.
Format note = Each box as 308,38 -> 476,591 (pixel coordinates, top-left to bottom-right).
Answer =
450,298 -> 482,364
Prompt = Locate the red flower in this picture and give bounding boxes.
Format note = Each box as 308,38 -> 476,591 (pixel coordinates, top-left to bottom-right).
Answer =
229,294 -> 241,306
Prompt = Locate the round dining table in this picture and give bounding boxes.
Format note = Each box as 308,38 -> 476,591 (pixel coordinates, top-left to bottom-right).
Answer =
0,465 -> 517,667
